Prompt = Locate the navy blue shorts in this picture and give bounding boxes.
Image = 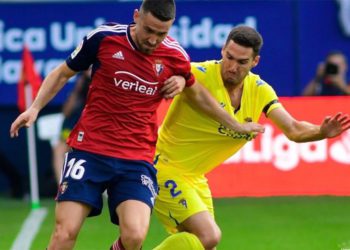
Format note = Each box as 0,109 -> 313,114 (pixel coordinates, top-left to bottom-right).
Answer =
56,148 -> 158,225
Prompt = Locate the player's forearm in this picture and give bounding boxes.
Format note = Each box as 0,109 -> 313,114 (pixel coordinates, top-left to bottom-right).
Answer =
286,121 -> 324,142
184,83 -> 245,132
196,99 -> 242,131
32,63 -> 73,112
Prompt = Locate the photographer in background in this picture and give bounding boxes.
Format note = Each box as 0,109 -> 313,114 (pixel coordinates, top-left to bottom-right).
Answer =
302,51 -> 350,96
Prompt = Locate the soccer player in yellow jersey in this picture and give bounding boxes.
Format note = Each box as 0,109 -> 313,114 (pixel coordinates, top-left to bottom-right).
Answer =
153,25 -> 350,250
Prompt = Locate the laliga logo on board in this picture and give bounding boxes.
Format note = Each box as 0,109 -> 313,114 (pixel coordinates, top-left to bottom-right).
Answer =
337,0 -> 350,36
225,125 -> 350,171
330,129 -> 350,164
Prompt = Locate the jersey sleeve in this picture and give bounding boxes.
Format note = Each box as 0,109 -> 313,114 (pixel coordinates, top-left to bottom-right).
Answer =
183,68 -> 195,87
178,56 -> 195,87
190,62 -> 208,87
257,78 -> 282,116
167,38 -> 195,87
66,26 -> 105,72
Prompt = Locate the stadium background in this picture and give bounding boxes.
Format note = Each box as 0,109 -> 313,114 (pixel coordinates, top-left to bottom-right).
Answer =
1,0 -> 349,195
1,0 -> 350,249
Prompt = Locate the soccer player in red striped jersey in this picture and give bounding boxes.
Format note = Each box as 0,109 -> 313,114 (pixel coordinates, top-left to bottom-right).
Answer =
10,1 -> 263,249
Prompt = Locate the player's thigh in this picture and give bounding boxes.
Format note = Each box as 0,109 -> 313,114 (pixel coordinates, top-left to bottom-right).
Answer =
54,201 -> 91,234
155,173 -> 208,234
107,160 -> 158,225
58,149 -> 111,217
178,210 -> 220,238
116,200 -> 151,236
178,177 -> 218,234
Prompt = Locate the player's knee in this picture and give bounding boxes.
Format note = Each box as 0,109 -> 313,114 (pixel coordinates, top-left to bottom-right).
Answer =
52,223 -> 79,244
120,228 -> 147,248
197,225 -> 221,249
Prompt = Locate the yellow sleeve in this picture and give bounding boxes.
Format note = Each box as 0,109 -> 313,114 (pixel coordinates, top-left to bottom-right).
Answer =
257,79 -> 282,116
190,62 -> 208,87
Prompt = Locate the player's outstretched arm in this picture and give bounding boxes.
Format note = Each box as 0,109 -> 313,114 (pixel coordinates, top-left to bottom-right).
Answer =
183,81 -> 265,134
10,62 -> 77,138
268,107 -> 350,142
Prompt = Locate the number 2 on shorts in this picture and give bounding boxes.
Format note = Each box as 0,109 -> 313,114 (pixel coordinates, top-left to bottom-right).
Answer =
164,180 -> 182,198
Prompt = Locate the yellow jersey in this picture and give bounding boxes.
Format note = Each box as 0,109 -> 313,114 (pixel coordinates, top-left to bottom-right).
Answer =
156,60 -> 282,175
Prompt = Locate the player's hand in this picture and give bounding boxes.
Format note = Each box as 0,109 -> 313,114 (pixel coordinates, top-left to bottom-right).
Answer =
240,122 -> 265,134
10,107 -> 39,138
320,112 -> 350,138
160,75 -> 186,99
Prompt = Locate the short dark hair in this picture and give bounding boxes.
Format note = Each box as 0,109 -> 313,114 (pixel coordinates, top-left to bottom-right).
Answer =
140,0 -> 176,21
225,25 -> 263,57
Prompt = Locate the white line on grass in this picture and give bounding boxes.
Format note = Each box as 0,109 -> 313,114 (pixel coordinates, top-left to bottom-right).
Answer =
11,207 -> 48,250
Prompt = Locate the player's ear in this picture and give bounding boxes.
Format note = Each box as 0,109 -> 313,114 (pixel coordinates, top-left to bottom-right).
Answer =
252,55 -> 260,68
133,9 -> 140,23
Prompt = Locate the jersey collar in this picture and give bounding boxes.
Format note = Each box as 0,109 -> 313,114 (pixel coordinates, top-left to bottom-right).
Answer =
127,22 -> 138,51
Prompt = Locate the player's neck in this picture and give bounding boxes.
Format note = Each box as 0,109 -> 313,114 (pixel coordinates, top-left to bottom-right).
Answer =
226,84 -> 243,109
129,26 -> 137,45
225,82 -> 243,94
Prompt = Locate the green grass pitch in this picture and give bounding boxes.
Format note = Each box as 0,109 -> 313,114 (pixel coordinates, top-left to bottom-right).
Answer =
1,196 -> 350,250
